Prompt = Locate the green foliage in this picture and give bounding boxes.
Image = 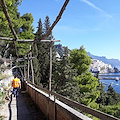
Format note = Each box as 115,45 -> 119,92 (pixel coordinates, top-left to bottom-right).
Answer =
17,13 -> 35,56
0,0 -> 34,57
96,82 -> 120,118
96,82 -> 120,106
0,0 -> 21,57
0,0 -> 22,37
76,72 -> 100,108
20,13 -> 34,36
106,85 -> 120,105
70,46 -> 100,109
96,82 -> 108,105
0,90 -> 6,106
52,47 -> 79,101
99,103 -> 120,117
0,115 -> 5,120
115,108 -> 120,118
33,16 -> 52,87
70,45 -> 91,75
44,16 -> 51,35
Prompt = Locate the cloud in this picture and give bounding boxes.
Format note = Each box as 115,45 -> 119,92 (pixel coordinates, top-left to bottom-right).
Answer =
80,0 -> 112,18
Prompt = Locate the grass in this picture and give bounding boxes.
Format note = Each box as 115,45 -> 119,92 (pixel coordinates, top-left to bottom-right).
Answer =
0,115 -> 5,120
0,91 -> 6,106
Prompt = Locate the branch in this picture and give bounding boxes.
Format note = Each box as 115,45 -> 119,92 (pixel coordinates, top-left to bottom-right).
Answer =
1,0 -> 18,57
1,0 -> 18,40
0,37 -> 34,42
0,37 -> 60,42
27,0 -> 70,55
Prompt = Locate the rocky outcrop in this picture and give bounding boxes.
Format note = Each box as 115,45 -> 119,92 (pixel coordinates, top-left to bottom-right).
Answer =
88,52 -> 120,69
113,67 -> 120,73
90,59 -> 120,73
0,69 -> 13,91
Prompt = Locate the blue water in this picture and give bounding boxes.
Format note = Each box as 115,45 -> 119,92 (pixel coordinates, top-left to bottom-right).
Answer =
99,73 -> 120,93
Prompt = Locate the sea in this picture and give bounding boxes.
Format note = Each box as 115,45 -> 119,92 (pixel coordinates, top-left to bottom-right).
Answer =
99,73 -> 120,94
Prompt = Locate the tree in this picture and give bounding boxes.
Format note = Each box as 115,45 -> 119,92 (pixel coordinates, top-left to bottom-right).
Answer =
44,16 -> 51,36
52,47 -> 79,101
0,0 -> 23,57
32,18 -> 43,85
0,0 -> 35,57
96,82 -> 108,105
19,13 -> 34,39
106,85 -> 120,105
70,46 -> 100,109
17,13 -> 35,56
0,0 -> 22,37
70,45 -> 91,75
38,16 -> 51,87
115,109 -> 120,118
33,16 -> 55,87
96,83 -> 120,119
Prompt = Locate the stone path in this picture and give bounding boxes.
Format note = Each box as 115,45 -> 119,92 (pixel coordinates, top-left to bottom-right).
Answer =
0,92 -> 46,120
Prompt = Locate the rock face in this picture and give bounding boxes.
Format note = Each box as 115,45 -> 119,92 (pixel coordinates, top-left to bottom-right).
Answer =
55,44 -> 120,73
55,44 -> 71,57
55,44 -> 65,57
0,69 -> 14,91
90,59 -> 120,73
113,67 -> 120,73
88,52 -> 120,69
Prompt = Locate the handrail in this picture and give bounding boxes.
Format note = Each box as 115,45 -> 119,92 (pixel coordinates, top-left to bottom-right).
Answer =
26,80 -> 120,120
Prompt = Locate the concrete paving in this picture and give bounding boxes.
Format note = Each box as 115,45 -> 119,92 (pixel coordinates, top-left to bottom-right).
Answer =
0,92 -> 46,120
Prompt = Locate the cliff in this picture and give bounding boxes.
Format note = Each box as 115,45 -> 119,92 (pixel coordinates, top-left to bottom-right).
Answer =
90,59 -> 120,73
87,52 -> 120,69
55,44 -> 120,73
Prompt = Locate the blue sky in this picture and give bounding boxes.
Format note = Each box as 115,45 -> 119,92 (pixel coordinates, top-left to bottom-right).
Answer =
18,0 -> 120,59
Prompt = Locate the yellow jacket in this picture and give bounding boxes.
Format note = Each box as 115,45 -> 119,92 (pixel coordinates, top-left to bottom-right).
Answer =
12,77 -> 20,88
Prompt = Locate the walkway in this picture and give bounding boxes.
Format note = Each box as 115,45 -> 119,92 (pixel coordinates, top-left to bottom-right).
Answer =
0,91 -> 46,120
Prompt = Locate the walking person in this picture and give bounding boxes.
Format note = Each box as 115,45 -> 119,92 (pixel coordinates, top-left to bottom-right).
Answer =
12,76 -> 21,97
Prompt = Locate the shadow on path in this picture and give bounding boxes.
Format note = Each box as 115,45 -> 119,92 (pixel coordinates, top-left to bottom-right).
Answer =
7,91 -> 46,120
8,95 -> 12,120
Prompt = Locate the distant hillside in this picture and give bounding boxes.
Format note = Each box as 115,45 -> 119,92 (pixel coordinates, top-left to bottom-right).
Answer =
55,44 -> 71,57
55,44 -> 120,70
87,52 -> 120,69
55,44 -> 65,57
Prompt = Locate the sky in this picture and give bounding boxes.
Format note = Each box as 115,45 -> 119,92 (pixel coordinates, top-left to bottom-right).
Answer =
18,0 -> 120,60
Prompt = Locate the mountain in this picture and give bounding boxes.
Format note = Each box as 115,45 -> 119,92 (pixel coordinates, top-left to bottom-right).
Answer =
87,52 -> 120,69
55,44 -> 120,70
55,44 -> 71,57
55,44 -> 65,57
90,59 -> 119,73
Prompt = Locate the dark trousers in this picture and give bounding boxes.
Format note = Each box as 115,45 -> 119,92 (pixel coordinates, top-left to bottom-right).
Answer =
13,87 -> 19,97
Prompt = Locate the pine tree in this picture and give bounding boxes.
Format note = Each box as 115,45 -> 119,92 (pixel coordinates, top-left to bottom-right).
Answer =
106,85 -> 120,105
70,46 -> 100,109
32,18 -> 43,85
70,45 -> 91,75
17,13 -> 35,57
0,0 -> 22,57
0,1 -> 35,57
33,16 -> 55,88
0,0 -> 22,37
96,82 -> 108,105
39,16 -> 51,87
52,47 -> 79,101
